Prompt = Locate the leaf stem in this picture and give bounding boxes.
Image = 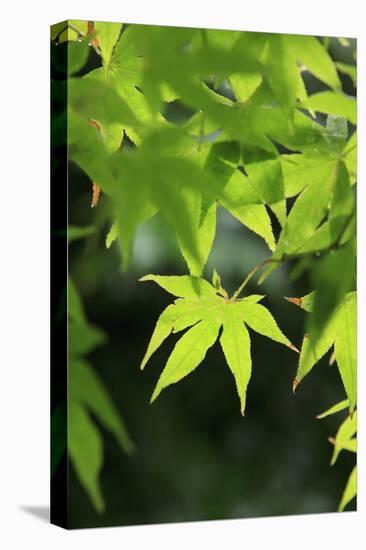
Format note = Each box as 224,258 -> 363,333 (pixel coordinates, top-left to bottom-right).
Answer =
231,259 -> 272,301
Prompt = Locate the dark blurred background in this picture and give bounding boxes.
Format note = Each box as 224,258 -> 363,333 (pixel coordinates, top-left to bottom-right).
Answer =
66,34 -> 356,528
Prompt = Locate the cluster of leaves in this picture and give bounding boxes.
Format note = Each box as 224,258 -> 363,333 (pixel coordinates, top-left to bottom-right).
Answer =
286,292 -> 357,510
68,276 -> 134,512
59,21 -> 356,277
51,20 -> 357,513
316,400 -> 356,511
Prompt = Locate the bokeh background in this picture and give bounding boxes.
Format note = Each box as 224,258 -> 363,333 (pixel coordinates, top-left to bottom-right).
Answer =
65,33 -> 356,528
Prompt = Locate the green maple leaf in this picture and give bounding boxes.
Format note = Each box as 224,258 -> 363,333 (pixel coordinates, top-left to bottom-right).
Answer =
139,273 -> 298,415
286,290 -> 356,412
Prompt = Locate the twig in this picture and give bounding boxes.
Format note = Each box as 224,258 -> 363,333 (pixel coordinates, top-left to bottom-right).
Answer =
231,259 -> 273,301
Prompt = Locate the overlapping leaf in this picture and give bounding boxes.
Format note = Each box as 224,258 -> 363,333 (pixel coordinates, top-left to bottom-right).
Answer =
287,290 -> 357,412
63,23 -> 356,277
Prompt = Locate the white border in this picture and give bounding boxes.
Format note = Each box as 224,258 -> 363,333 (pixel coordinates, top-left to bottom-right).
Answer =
1,1 -> 364,548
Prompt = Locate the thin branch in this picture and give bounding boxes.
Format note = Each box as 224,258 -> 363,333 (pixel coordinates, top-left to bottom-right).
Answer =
231,259 -> 273,301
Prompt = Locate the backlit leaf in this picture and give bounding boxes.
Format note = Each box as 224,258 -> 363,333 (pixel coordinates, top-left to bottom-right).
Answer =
336,62 -> 357,86
140,304 -> 176,370
274,160 -> 339,259
316,399 -> 349,419
236,301 -> 297,350
330,412 -> 357,465
289,35 -> 341,89
335,292 -> 357,412
220,304 -> 252,415
265,34 -> 299,116
307,240 -> 356,364
293,317 -> 336,391
151,318 -> 222,402
301,91 -> 356,124
139,274 -> 217,298
142,275 -> 296,414
338,466 -> 357,511
94,21 -> 123,69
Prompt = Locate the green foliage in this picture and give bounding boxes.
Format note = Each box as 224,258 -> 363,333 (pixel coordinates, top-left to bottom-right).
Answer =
339,466 -> 357,512
317,401 -> 357,510
94,21 -> 123,69
53,21 -> 357,515
300,91 -> 356,124
140,274 -> 296,415
329,412 -> 357,466
68,278 -> 134,512
289,290 -> 356,413
289,34 -> 341,89
64,23 -> 356,279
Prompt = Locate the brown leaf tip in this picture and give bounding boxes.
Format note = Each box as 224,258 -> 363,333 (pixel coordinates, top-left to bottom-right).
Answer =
91,182 -> 101,208
284,296 -> 303,307
292,378 -> 299,394
288,342 -> 300,353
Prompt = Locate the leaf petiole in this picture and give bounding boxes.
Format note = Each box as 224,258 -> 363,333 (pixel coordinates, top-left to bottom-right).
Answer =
231,259 -> 273,301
